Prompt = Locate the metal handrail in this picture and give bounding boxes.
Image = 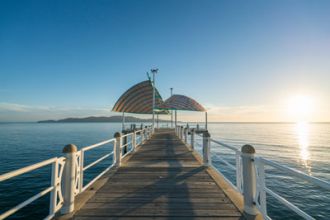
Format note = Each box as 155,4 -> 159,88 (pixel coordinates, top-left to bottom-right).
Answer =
82,138 -> 116,151
83,152 -> 114,171
258,157 -> 330,190
179,125 -> 330,220
121,141 -> 132,149
0,157 -> 58,181
0,126 -> 153,220
121,133 -> 132,138
79,138 -> 117,193
0,157 -> 65,219
254,157 -> 330,220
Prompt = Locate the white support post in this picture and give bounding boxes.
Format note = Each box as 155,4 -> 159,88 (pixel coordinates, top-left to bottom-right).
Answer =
205,111 -> 208,130
122,112 -> 125,131
132,130 -> 136,152
241,144 -> 258,216
49,159 -> 59,216
184,127 -> 188,143
61,144 -> 78,214
175,110 -> 177,128
141,129 -> 145,143
256,159 -> 267,217
202,131 -> 211,166
235,151 -> 242,193
190,128 -> 195,150
144,126 -> 148,140
114,132 -> 122,167
79,151 -> 84,193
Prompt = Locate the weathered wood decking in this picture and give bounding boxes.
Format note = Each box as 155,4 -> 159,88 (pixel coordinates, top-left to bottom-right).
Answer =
72,129 -> 244,220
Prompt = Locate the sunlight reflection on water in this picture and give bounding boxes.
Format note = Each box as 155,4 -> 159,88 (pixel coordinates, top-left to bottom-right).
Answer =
295,121 -> 312,174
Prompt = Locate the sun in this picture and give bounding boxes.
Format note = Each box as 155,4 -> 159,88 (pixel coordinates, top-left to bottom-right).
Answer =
287,95 -> 315,122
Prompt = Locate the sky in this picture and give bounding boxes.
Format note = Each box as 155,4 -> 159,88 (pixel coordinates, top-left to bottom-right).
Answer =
1,0 -> 330,122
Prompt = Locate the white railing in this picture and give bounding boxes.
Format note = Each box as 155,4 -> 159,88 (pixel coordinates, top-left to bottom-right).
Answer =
175,125 -> 330,220
0,157 -> 66,220
0,126 -> 152,220
79,138 -> 116,193
254,157 -> 330,220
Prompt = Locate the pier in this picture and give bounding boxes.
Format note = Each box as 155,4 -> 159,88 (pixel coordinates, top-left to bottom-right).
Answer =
1,125 -> 330,220
1,77 -> 330,220
70,128 -> 244,219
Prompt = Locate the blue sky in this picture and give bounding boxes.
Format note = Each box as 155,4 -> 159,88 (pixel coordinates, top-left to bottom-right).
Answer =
1,0 -> 330,122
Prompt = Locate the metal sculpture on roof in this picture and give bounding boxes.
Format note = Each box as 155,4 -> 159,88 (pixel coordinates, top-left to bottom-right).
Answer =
158,94 -> 206,112
112,80 -> 168,114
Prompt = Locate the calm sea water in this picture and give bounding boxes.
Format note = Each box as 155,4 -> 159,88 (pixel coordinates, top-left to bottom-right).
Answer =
0,122 -> 329,219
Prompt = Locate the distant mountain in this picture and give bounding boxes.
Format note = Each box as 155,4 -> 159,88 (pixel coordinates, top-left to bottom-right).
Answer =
38,116 -> 172,123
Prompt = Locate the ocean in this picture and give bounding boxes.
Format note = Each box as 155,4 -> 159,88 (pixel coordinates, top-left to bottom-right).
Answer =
0,122 -> 329,219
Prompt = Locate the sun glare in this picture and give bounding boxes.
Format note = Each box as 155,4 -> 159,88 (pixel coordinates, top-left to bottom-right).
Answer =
287,95 -> 315,122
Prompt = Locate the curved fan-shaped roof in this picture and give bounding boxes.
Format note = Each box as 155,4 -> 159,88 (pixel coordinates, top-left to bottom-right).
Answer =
158,94 -> 206,112
112,80 -> 168,114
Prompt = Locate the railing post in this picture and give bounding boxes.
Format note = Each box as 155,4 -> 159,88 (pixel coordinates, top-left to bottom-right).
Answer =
144,126 -> 148,140
202,131 -> 211,166
132,130 -> 136,151
122,130 -> 128,155
141,129 -> 145,143
180,126 -> 184,140
184,127 -> 188,143
256,158 -> 267,217
235,151 -> 242,193
179,126 -> 181,139
241,144 -> 258,216
49,159 -> 59,216
190,128 -> 195,150
61,144 -> 78,214
114,132 -> 122,167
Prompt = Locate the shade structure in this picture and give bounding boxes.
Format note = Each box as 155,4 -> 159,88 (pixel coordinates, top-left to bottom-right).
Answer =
158,94 -> 206,112
112,80 -> 168,114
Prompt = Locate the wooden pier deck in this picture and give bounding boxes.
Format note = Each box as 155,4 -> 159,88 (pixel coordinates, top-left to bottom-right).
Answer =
72,129 -> 244,220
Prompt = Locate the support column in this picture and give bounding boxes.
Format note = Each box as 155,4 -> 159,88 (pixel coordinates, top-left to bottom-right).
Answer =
61,144 -> 78,214
241,144 -> 258,216
190,128 -> 195,150
114,132 -> 122,167
202,131 -> 211,166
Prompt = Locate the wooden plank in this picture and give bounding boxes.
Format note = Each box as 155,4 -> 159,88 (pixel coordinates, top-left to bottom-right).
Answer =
72,130 -> 244,219
74,217 -> 241,220
82,202 -> 236,209
75,208 -> 242,217
88,197 -> 231,203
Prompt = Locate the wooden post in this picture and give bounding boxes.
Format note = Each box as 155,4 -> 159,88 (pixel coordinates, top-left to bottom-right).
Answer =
202,131 -> 211,166
114,132 -> 122,167
241,144 -> 258,216
190,128 -> 195,150
61,144 -> 78,214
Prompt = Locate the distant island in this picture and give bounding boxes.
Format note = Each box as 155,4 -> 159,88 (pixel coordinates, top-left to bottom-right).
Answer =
38,116 -> 173,123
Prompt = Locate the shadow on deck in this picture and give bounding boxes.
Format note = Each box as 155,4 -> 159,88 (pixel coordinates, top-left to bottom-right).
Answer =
70,129 -> 245,220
